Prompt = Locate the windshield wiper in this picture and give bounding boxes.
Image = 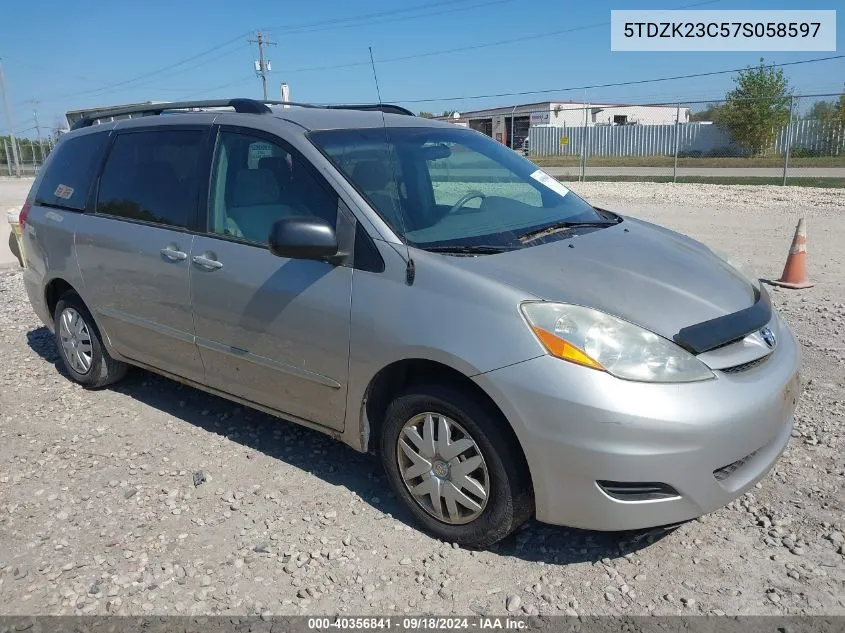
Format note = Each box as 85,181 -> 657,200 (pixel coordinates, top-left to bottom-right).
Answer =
422,244 -> 513,255
518,219 -> 619,244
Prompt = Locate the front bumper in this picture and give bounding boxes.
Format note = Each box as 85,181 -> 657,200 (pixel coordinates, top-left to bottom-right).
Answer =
473,315 -> 801,531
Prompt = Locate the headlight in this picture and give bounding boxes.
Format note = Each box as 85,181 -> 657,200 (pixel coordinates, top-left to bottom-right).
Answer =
520,302 -> 714,383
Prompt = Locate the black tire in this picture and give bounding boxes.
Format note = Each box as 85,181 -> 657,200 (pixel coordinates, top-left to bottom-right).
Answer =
53,291 -> 128,389
380,384 -> 534,548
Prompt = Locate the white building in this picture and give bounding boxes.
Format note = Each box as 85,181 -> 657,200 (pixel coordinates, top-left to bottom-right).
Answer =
440,101 -> 691,148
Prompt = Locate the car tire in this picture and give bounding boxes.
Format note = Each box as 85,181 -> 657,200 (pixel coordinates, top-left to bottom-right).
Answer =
380,384 -> 533,548
54,291 -> 128,389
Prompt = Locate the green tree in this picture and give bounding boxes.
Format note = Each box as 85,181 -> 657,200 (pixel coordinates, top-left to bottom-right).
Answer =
715,59 -> 791,155
418,111 -> 436,118
837,85 -> 845,126
806,87 -> 845,155
441,110 -> 456,118
808,99 -> 839,124
689,103 -> 722,122
1,135 -> 48,165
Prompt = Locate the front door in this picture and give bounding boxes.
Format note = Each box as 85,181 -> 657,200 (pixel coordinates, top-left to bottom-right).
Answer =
75,127 -> 208,383
189,128 -> 353,431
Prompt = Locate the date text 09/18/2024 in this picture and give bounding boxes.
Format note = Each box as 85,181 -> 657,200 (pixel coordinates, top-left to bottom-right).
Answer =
307,616 -> 529,630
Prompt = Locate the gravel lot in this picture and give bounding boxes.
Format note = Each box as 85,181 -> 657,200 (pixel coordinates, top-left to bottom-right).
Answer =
0,179 -> 843,617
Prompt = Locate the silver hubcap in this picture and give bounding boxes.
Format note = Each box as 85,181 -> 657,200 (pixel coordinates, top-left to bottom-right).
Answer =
397,412 -> 489,525
59,307 -> 93,375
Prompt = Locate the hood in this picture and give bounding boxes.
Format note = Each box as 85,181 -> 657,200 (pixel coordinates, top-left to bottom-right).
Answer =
450,216 -> 756,342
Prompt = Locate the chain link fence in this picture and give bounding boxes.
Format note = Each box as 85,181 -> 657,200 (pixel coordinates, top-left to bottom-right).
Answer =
442,92 -> 844,187
0,136 -> 54,177
4,93 -> 844,186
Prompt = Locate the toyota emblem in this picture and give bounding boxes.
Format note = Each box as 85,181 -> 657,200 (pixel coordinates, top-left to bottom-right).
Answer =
760,327 -> 777,349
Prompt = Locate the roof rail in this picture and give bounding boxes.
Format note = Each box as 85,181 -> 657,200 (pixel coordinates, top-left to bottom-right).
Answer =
326,103 -> 415,116
69,98 -> 415,131
264,101 -> 415,116
70,98 -> 272,130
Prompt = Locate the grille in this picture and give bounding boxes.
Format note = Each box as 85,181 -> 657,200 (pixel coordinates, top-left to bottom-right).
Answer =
713,449 -> 759,481
721,356 -> 769,374
597,481 -> 680,501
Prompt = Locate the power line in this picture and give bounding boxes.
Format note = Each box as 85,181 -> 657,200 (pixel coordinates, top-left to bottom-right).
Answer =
278,19 -> 606,74
261,0 -> 481,33
28,32 -> 253,105
275,0 -> 722,74
183,75 -> 257,99
19,2 -> 483,107
266,0 -> 514,37
389,55 -> 845,104
123,42 -> 251,87
29,0 -> 489,107
12,116 -> 35,133
46,42 -> 255,103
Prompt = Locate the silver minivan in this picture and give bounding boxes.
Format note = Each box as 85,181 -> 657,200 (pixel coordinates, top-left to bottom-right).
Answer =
20,99 -> 801,547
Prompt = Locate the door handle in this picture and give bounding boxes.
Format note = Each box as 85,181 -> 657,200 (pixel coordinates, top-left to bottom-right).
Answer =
192,254 -> 223,270
160,246 -> 187,261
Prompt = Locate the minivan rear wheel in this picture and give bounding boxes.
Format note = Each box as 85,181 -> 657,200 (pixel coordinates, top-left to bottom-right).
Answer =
380,385 -> 533,548
54,292 -> 128,389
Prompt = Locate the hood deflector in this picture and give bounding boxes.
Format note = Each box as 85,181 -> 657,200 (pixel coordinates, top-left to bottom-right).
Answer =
673,286 -> 772,354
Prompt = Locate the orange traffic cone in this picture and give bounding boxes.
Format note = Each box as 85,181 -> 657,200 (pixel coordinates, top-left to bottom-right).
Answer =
771,218 -> 813,289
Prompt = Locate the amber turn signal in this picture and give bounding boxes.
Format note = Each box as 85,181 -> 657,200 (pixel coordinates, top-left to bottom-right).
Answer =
531,326 -> 605,371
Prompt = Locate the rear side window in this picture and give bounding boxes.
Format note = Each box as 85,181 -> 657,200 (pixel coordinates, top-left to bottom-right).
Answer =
35,132 -> 109,211
96,129 -> 204,229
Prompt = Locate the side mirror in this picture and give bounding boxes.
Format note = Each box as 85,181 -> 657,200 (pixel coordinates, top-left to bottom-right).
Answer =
268,216 -> 338,261
422,143 -> 452,161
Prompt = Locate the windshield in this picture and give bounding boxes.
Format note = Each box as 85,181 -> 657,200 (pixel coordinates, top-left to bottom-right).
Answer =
309,126 -> 608,250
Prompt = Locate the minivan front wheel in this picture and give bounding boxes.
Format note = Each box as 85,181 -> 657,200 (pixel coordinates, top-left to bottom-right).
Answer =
381,385 -> 533,548
54,292 -> 128,389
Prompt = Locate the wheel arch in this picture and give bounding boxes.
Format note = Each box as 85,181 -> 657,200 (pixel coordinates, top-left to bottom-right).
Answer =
44,277 -> 79,325
360,358 -> 532,483
44,277 -> 118,355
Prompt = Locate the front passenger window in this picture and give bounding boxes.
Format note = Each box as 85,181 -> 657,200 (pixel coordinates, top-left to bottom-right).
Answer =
208,132 -> 338,245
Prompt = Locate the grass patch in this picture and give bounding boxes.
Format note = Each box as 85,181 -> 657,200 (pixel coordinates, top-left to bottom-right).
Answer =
558,175 -> 845,188
533,156 -> 845,168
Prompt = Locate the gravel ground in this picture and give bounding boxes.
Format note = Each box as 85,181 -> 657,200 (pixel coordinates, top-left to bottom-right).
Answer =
0,180 -> 843,617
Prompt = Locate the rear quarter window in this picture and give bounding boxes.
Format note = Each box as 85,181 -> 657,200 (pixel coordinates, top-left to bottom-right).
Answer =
35,132 -> 109,211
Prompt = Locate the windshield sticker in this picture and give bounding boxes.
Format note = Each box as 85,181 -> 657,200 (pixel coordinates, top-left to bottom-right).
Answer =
530,169 -> 570,198
54,184 -> 74,200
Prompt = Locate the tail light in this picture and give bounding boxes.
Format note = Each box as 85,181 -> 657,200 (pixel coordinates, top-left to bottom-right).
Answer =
19,200 -> 32,228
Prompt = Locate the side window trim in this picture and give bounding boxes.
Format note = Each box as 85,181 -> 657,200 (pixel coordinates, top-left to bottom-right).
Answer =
91,124 -> 214,233
86,130 -> 117,214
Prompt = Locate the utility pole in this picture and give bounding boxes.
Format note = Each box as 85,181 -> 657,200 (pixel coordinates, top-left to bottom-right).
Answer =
249,32 -> 275,101
0,58 -> 21,177
3,139 -> 11,176
32,103 -> 45,164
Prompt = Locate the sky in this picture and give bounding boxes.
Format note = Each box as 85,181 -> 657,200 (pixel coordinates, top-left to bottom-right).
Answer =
0,0 -> 843,138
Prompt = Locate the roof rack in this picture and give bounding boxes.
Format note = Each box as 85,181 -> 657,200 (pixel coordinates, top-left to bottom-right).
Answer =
328,103 -> 416,116
70,98 -> 272,130
70,98 -> 416,130
265,101 -> 416,117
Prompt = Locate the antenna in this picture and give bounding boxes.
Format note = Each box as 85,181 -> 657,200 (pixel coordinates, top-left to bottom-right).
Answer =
369,46 -> 415,285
